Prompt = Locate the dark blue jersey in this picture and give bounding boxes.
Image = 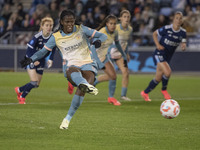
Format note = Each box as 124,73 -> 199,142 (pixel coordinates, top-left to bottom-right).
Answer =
155,24 -> 186,58
26,31 -> 55,63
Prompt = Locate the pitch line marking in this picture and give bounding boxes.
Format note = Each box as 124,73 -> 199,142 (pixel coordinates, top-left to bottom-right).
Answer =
0,97 -> 200,106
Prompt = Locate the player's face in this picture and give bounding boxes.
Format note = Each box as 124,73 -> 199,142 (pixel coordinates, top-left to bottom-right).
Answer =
61,15 -> 75,33
106,19 -> 117,33
42,21 -> 53,36
173,14 -> 183,27
120,13 -> 130,26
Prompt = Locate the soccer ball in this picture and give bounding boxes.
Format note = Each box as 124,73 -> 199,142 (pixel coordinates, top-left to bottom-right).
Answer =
160,99 -> 180,119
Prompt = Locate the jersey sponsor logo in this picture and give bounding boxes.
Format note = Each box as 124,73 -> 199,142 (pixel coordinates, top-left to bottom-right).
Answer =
164,38 -> 179,47
167,31 -> 173,34
64,42 -> 83,51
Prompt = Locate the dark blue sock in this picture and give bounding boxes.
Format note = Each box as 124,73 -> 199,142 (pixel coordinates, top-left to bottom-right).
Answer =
162,75 -> 169,90
19,84 -> 28,92
21,83 -> 35,98
144,79 -> 159,93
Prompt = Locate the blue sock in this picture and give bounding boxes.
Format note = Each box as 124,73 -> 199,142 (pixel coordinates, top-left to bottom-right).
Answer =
94,78 -> 99,86
162,75 -> 169,90
144,79 -> 159,93
71,72 -> 88,86
121,87 -> 127,97
65,95 -> 84,122
21,83 -> 35,98
109,80 -> 116,97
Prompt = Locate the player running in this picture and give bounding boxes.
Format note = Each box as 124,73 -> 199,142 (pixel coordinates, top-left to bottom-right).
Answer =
140,11 -> 187,101
15,17 -> 55,104
94,14 -> 128,106
20,9 -> 107,129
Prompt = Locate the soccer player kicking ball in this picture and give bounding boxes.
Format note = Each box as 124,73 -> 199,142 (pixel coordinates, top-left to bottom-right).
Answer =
141,11 -> 187,101
20,10 -> 107,129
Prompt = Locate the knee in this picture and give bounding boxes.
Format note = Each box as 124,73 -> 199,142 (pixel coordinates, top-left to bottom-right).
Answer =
122,70 -> 129,78
165,71 -> 171,78
30,81 -> 39,88
110,74 -> 117,80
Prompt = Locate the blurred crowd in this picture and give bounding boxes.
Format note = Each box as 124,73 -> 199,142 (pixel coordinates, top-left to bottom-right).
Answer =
1,0 -> 200,46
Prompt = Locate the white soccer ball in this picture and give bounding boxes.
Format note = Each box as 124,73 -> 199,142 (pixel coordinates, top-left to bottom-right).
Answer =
160,99 -> 180,119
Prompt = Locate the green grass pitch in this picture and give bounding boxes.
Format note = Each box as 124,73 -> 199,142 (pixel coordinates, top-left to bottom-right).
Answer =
0,72 -> 200,150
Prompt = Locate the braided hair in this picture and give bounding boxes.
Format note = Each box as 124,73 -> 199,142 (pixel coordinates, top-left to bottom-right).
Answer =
56,9 -> 80,32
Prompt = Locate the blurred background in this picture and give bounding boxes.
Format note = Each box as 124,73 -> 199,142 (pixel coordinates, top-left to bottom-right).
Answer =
0,0 -> 200,72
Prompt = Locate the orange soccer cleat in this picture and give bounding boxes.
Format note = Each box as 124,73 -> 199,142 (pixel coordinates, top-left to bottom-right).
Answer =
140,91 -> 151,102
68,81 -> 74,95
108,97 -> 121,106
15,87 -> 22,99
18,97 -> 26,104
161,90 -> 171,99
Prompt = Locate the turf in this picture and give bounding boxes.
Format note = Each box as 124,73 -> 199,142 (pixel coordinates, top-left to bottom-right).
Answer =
0,72 -> 200,150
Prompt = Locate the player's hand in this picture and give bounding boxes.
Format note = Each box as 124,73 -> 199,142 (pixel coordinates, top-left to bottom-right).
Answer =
181,43 -> 186,51
47,60 -> 53,68
157,44 -> 164,50
92,40 -> 101,48
20,56 -> 33,68
127,54 -> 130,62
123,60 -> 128,68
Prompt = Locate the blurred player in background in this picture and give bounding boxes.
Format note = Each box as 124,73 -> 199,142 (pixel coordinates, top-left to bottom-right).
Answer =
94,14 -> 128,106
141,11 -> 187,101
20,9 -> 107,129
109,10 -> 132,101
15,17 -> 55,104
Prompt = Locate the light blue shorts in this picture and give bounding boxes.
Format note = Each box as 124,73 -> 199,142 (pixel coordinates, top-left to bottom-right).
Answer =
63,61 -> 98,78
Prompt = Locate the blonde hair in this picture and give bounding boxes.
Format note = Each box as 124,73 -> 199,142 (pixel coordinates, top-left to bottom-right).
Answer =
39,17 -> 54,31
119,10 -> 131,17
174,11 -> 183,16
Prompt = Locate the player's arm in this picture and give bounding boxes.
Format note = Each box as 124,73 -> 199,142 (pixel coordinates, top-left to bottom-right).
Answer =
82,25 -> 107,48
20,35 -> 56,68
47,47 -> 57,68
153,30 -> 164,50
114,32 -> 127,67
180,32 -> 187,51
114,32 -> 127,60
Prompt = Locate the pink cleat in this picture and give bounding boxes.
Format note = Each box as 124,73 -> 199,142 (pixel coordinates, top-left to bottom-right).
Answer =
140,91 -> 151,101
68,81 -> 74,95
108,97 -> 121,106
161,90 -> 171,99
15,87 -> 22,99
18,97 -> 26,104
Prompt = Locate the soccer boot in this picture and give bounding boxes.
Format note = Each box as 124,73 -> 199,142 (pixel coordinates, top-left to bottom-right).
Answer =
161,90 -> 171,99
140,91 -> 151,101
15,87 -> 22,99
60,118 -> 69,129
108,97 -> 121,106
120,96 -> 131,101
78,83 -> 98,95
68,81 -> 74,95
18,97 -> 26,104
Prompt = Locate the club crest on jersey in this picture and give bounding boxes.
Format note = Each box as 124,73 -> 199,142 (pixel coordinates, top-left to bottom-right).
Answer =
76,34 -> 81,40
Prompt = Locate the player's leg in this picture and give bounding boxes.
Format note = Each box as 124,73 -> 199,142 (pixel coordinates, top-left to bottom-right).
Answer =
103,61 -> 121,106
115,57 -> 131,101
94,74 -> 110,86
158,62 -> 172,99
15,69 -> 39,104
60,69 -> 96,129
141,63 -> 163,101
